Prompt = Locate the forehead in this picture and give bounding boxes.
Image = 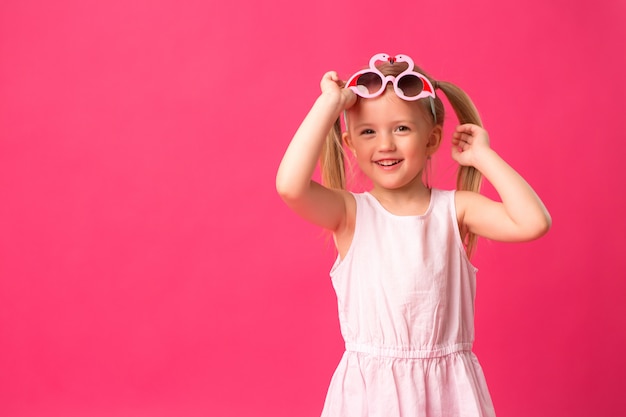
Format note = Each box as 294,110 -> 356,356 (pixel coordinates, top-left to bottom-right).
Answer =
348,90 -> 428,124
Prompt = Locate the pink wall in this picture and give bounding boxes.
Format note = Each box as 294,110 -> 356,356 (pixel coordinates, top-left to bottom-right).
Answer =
1,0 -> 625,416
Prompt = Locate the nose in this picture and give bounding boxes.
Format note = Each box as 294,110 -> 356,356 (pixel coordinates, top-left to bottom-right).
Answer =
378,131 -> 396,151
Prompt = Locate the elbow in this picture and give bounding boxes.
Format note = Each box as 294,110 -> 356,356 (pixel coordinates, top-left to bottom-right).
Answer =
509,210 -> 552,242
275,173 -> 304,203
275,168 -> 290,198
540,211 -> 553,236
526,211 -> 552,241
275,176 -> 291,201
276,182 -> 293,202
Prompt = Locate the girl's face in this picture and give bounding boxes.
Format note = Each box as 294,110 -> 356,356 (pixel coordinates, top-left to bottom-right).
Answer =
344,90 -> 441,195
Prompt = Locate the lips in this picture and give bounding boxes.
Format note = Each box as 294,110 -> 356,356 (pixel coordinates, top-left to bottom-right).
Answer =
375,159 -> 402,167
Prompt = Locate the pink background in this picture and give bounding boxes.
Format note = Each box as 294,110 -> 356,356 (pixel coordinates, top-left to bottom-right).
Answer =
1,0 -> 625,416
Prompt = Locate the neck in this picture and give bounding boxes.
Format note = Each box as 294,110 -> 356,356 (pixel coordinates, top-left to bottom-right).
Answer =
369,181 -> 432,216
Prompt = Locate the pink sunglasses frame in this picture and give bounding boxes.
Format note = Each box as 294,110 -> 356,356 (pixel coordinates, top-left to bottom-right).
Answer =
345,53 -> 436,101
343,53 -> 438,125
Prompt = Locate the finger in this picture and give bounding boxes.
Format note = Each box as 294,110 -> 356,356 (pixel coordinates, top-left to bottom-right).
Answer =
451,140 -> 471,156
455,124 -> 479,137
321,71 -> 338,83
453,128 -> 472,138
343,89 -> 357,109
457,122 -> 478,130
452,133 -> 471,146
320,71 -> 344,92
454,131 -> 472,142
451,145 -> 465,162
452,131 -> 469,140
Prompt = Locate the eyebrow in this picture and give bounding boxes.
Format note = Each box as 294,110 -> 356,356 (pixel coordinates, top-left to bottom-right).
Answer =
352,119 -> 418,129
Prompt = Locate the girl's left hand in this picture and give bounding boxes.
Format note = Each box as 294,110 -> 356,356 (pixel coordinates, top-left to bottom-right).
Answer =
451,123 -> 492,167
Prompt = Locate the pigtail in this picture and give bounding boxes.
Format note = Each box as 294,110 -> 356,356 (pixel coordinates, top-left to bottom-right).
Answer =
320,117 -> 346,190
435,81 -> 483,258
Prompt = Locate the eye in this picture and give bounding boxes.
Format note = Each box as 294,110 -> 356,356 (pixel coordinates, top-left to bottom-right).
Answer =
360,128 -> 375,136
395,125 -> 410,132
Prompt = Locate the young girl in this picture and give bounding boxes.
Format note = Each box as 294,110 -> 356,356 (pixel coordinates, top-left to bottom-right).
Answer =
276,53 -> 551,417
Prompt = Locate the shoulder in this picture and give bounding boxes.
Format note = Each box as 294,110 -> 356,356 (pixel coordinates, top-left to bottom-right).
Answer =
452,189 -> 486,224
426,188 -> 461,222
430,188 -> 457,209
432,188 -> 455,199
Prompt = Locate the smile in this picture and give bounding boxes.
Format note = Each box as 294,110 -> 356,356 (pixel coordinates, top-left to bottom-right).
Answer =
375,159 -> 402,167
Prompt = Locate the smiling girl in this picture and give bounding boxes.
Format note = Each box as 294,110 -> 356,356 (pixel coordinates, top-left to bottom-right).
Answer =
276,53 -> 551,417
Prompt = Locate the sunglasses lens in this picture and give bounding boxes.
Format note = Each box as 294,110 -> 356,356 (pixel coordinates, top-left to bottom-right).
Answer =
396,74 -> 424,98
354,72 -> 383,96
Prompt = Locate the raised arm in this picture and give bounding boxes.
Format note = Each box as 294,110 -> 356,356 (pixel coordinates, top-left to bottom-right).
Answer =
452,124 -> 552,242
275,72 -> 356,232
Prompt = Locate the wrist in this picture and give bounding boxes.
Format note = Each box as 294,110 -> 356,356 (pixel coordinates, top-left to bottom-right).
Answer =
471,148 -> 499,171
318,90 -> 349,113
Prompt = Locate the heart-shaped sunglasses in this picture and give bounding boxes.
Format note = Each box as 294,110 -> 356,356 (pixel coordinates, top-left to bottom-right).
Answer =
345,53 -> 436,102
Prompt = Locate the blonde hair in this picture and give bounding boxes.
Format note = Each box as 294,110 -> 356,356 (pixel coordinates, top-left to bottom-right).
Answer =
320,60 -> 483,257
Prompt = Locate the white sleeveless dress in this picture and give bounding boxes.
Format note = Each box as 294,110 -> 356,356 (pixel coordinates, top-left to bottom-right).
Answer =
321,189 -> 496,417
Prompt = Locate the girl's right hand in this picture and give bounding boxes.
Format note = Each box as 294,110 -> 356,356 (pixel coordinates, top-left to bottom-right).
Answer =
320,71 -> 357,110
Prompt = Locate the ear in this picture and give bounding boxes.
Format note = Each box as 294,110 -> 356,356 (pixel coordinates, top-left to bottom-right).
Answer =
426,125 -> 442,156
342,131 -> 356,156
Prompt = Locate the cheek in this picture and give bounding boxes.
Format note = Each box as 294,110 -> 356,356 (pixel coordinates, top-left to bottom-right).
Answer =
352,144 -> 373,167
399,138 -> 426,155
355,149 -> 370,164
354,141 -> 376,158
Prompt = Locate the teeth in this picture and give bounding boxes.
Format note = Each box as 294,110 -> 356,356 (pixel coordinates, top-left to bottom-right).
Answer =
377,160 -> 400,166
